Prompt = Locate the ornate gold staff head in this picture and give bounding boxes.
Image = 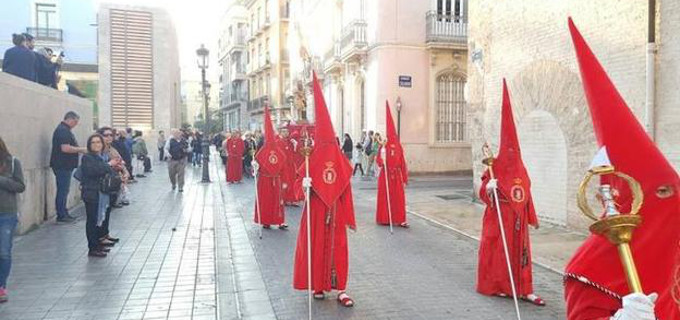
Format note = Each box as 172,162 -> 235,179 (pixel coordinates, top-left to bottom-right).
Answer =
481,142 -> 495,167
577,147 -> 645,293
299,128 -> 313,157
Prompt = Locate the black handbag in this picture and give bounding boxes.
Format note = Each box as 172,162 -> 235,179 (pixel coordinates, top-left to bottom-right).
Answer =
100,172 -> 122,194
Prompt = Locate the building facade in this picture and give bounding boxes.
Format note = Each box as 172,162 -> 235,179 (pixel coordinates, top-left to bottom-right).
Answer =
467,1 -> 680,229
97,3 -> 182,133
218,4 -> 250,131
243,0 -> 292,129
0,0 -> 99,126
289,0 -> 471,173
181,80 -> 219,128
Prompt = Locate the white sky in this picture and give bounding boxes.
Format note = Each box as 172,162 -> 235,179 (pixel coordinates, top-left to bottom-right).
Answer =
94,0 -> 231,83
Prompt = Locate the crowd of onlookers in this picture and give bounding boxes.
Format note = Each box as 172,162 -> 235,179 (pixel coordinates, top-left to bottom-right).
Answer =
2,33 -> 63,89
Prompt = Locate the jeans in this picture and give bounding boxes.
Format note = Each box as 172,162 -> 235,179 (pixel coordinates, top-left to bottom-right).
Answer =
193,152 -> 202,166
53,168 -> 74,219
0,215 -> 18,288
84,201 -> 99,250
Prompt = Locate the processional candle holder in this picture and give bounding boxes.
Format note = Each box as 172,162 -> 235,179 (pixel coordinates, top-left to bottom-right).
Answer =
577,164 -> 645,293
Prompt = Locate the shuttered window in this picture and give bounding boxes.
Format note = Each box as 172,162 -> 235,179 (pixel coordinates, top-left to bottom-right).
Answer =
436,72 -> 466,142
110,9 -> 154,129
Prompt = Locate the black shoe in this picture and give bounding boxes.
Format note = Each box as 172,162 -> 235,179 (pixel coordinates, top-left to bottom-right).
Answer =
121,200 -> 130,206
88,250 -> 107,257
278,224 -> 288,230
178,188 -> 184,192
106,235 -> 120,242
172,184 -> 176,191
97,246 -> 111,253
99,239 -> 116,247
112,203 -> 123,209
56,216 -> 75,223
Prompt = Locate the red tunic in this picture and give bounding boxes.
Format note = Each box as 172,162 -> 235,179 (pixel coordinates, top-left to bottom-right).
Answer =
254,174 -> 285,225
277,137 -> 303,203
375,143 -> 408,225
226,137 -> 244,182
476,172 -> 538,297
293,187 -> 356,291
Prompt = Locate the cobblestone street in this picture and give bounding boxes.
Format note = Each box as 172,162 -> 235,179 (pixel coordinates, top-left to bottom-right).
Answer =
0,158 -> 566,319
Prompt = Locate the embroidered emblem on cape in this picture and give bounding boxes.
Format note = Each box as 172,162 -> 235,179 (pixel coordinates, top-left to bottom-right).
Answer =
510,184 -> 525,203
268,152 -> 279,164
322,161 -> 337,185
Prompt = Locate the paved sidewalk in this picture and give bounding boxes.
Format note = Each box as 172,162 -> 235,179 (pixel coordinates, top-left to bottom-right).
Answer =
401,174 -> 588,272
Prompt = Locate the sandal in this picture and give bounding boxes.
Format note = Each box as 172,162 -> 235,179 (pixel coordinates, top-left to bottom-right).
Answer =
313,291 -> 325,300
399,222 -> 410,228
337,292 -> 354,307
521,294 -> 546,306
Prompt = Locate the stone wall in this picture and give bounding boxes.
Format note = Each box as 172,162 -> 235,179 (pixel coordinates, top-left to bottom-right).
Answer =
467,1 -> 658,229
0,73 -> 93,234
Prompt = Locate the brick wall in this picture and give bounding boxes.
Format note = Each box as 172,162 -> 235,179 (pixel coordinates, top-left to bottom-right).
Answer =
467,1 -> 672,229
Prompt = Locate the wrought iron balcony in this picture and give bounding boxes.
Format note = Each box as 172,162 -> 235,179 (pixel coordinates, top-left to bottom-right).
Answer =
248,95 -> 269,111
425,11 -> 467,46
26,27 -> 62,42
323,40 -> 342,73
340,20 -> 367,54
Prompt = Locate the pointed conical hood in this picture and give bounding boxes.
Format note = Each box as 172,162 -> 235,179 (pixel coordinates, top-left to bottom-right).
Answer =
255,106 -> 286,175
484,79 -> 534,214
307,71 -> 353,207
385,100 -> 399,143
566,18 -> 680,318
263,105 -> 276,146
312,72 -> 336,144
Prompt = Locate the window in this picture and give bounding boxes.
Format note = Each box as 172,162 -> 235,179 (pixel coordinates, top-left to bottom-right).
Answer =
436,72 -> 466,142
436,0 -> 464,22
35,3 -> 58,29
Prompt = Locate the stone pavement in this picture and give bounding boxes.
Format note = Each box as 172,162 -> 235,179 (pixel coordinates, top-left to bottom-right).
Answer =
401,174 -> 588,272
1,158 -> 569,319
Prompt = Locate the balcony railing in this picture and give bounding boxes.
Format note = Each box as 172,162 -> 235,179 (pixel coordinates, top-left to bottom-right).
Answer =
340,20 -> 367,51
26,27 -> 63,42
425,11 -> 467,44
248,95 -> 269,111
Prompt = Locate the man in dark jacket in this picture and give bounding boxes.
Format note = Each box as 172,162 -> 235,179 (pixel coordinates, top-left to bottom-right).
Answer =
2,34 -> 36,82
50,112 -> 86,222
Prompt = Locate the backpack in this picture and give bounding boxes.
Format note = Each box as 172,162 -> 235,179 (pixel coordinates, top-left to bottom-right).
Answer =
100,172 -> 122,194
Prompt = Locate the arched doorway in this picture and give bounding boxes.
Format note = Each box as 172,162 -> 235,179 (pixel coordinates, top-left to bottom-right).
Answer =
517,110 -> 568,225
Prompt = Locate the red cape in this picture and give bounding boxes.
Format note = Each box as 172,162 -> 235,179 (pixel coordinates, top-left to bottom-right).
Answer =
477,80 -> 538,297
254,106 -> 287,225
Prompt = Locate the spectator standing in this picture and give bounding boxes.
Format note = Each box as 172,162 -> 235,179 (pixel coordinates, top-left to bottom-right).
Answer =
191,132 -> 203,166
242,132 -> 256,178
132,131 -> 150,176
220,132 -> 230,165
186,132 -> 194,165
79,134 -> 115,257
167,129 -> 188,192
157,131 -> 166,161
35,47 -> 62,88
50,112 -> 86,223
96,128 -> 122,247
363,130 -> 375,176
342,133 -> 353,160
352,142 -> 365,177
113,129 -> 133,182
370,132 -> 382,176
2,34 -> 36,82
111,129 -> 131,206
0,136 -> 26,302
124,128 -> 134,178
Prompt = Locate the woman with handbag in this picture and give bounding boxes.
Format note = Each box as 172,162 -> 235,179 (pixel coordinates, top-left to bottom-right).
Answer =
0,136 -> 25,303
79,134 -> 117,257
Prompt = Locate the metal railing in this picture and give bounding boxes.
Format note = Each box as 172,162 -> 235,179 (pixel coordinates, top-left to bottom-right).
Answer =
340,20 -> 367,50
425,11 -> 467,44
26,27 -> 63,42
248,95 -> 269,111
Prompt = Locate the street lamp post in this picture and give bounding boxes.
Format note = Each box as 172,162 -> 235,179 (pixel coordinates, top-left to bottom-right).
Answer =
197,44 -> 211,183
396,96 -> 402,137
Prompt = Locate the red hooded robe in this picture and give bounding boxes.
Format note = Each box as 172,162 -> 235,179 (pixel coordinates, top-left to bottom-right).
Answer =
277,135 -> 304,204
564,18 -> 680,320
293,72 -> 356,292
375,101 -> 408,225
477,79 -> 539,297
226,135 -> 245,182
254,106 -> 287,225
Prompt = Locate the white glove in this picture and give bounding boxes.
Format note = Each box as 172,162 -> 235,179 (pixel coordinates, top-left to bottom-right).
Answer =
611,293 -> 658,320
485,178 -> 498,193
251,160 -> 259,171
302,177 -> 312,188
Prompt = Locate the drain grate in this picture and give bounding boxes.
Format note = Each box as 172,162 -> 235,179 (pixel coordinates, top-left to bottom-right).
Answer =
436,194 -> 467,201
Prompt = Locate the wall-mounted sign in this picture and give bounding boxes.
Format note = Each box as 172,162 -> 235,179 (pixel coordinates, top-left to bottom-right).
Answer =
399,75 -> 412,88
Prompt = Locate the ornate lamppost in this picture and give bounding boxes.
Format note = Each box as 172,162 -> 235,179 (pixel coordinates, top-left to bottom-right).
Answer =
197,44 -> 211,183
